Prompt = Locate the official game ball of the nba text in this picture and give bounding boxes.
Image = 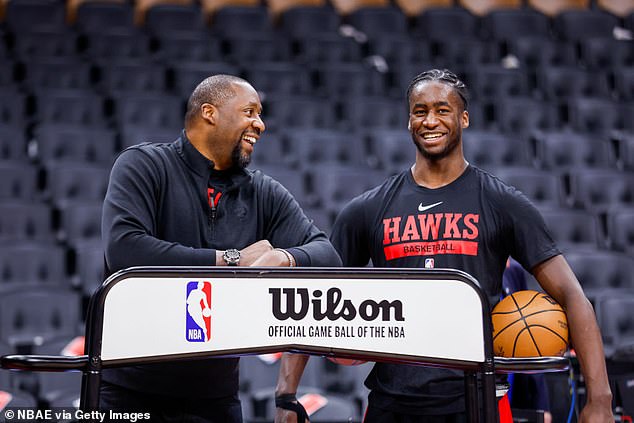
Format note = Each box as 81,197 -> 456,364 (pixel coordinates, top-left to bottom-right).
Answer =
491,290 -> 569,358
327,357 -> 367,366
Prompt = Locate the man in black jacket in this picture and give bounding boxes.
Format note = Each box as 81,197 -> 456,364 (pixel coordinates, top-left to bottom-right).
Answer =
101,74 -> 341,422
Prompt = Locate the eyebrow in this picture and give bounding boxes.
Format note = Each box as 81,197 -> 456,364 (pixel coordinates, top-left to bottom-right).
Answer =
413,101 -> 452,108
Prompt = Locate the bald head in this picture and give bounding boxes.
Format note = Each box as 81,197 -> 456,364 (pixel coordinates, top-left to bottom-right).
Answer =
184,74 -> 251,127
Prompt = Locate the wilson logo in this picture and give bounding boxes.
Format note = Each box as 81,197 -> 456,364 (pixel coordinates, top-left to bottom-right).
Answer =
269,287 -> 405,322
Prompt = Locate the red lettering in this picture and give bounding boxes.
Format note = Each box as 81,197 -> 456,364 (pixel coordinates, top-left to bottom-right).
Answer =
401,215 -> 420,241
383,217 -> 401,245
442,213 -> 462,238
417,213 -> 443,240
463,214 -> 479,239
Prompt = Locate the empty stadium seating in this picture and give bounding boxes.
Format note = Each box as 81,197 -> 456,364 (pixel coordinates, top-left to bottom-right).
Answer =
0,0 -> 633,416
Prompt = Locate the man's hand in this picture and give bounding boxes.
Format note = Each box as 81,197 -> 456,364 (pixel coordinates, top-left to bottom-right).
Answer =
239,240 -> 274,266
578,397 -> 614,422
250,248 -> 292,267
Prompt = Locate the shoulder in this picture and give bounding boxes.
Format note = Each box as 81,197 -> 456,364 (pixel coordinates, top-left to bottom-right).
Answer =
470,166 -> 528,204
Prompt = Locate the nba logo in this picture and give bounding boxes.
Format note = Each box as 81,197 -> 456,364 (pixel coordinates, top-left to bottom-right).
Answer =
424,258 -> 435,268
186,281 -> 212,342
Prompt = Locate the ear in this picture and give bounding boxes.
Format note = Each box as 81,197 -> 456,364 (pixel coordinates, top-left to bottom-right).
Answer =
407,120 -> 411,131
462,110 -> 469,129
200,103 -> 217,125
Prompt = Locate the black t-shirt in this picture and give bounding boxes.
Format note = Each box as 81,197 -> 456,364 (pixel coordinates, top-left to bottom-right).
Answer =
330,165 -> 560,414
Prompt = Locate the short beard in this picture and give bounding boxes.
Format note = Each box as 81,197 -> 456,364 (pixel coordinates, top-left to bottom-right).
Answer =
411,131 -> 461,161
231,141 -> 251,170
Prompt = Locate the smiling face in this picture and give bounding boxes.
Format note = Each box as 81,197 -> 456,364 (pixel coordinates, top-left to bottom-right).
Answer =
206,81 -> 265,170
408,80 -> 469,163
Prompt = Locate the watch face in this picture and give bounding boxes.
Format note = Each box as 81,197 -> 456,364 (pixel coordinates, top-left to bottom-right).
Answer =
223,249 -> 240,265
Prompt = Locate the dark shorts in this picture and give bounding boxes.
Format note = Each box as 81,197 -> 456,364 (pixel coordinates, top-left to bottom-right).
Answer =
99,380 -> 243,423
363,402 -> 468,423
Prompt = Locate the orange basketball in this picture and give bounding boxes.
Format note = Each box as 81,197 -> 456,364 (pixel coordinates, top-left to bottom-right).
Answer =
327,357 -> 367,366
492,290 -> 569,358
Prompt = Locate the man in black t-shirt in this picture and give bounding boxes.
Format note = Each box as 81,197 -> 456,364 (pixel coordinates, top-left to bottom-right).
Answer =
275,69 -> 613,423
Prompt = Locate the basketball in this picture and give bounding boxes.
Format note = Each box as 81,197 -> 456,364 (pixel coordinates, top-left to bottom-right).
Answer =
202,308 -> 211,318
327,357 -> 367,366
491,290 -> 569,358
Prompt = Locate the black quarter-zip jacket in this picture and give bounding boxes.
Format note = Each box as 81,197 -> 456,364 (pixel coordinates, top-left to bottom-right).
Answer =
101,132 -> 341,397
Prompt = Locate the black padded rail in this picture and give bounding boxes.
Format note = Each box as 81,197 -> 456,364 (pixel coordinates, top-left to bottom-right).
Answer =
494,356 -> 569,374
1,354 -> 89,372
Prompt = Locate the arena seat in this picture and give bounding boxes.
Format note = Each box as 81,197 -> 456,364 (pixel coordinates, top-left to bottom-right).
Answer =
71,0 -> 134,32
0,61 -> 15,88
364,128 -> 413,173
143,2 -> 207,39
580,39 -> 634,71
568,169 -> 634,213
615,130 -> 634,170
493,167 -> 565,209
462,130 -> 532,170
0,244 -> 68,287
539,207 -> 604,250
0,162 -> 38,201
366,35 -> 432,68
506,37 -> 576,69
23,58 -> 93,92
595,293 -> 634,361
564,249 -> 634,293
537,66 -> 611,101
533,130 -> 614,170
494,96 -> 559,139
97,60 -> 168,96
225,33 -> 293,64
11,30 -> 79,61
72,239 -> 104,298
5,0 -> 66,34
209,6 -> 272,38
0,285 -> 81,349
0,202 -> 55,244
292,33 -> 363,65
44,163 -> 110,207
0,125 -> 27,162
467,65 -> 530,101
481,8 -> 551,41
340,96 -> 405,131
34,90 -> 107,127
606,208 -> 634,254
345,6 -> 409,38
155,33 -> 223,64
567,97 -> 623,135
81,31 -> 153,61
282,128 -> 366,169
314,63 -> 387,99
553,8 -> 620,41
243,62 -> 312,98
239,354 -> 321,394
263,95 -> 337,131
112,93 -> 183,129
306,163 -> 385,213
57,200 -> 104,248
247,131 -> 288,168
278,5 -> 340,39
